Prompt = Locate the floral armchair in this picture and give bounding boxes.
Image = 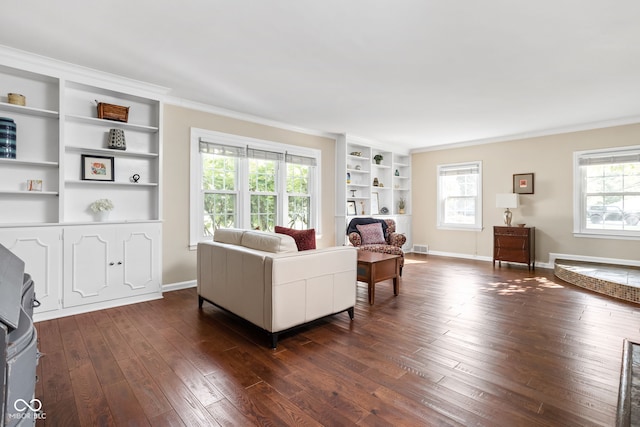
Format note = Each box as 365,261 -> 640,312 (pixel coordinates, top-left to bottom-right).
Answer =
347,218 -> 406,275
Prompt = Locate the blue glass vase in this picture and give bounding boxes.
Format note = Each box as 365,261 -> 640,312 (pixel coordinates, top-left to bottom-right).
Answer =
0,117 -> 17,159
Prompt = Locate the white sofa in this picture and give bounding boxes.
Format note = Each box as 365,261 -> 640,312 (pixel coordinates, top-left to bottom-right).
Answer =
197,228 -> 357,347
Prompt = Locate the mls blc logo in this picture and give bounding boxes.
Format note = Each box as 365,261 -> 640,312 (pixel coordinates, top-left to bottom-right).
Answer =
11,398 -> 46,420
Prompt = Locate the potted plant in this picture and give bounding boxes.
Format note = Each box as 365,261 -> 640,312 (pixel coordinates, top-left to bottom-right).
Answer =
90,198 -> 114,221
398,197 -> 406,214
373,154 -> 383,165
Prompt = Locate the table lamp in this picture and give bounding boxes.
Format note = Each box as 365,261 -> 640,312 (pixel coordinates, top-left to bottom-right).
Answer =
496,193 -> 519,226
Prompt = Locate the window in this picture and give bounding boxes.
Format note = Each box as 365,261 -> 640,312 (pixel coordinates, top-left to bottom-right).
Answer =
190,129 -> 320,247
437,162 -> 482,230
574,146 -> 640,238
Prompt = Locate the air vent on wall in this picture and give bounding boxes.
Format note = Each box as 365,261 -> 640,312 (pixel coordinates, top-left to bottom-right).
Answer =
413,244 -> 428,254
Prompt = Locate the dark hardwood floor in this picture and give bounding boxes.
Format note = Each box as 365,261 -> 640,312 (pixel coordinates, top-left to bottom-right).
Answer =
34,254 -> 640,426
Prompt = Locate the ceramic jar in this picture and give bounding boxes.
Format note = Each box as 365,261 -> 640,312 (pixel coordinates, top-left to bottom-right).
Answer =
0,117 -> 17,159
108,128 -> 126,150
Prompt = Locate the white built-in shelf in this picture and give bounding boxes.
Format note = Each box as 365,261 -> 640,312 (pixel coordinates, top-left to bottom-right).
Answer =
65,114 -> 159,133
347,168 -> 369,174
65,180 -> 158,187
0,190 -> 58,196
65,145 -> 158,159
0,158 -> 58,167
0,102 -> 59,119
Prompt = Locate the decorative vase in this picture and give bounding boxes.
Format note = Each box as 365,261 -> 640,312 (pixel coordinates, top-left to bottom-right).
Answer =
108,128 -> 126,150
96,211 -> 110,222
0,117 -> 17,159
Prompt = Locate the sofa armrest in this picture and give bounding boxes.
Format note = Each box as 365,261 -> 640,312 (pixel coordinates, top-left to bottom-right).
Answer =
268,246 -> 357,332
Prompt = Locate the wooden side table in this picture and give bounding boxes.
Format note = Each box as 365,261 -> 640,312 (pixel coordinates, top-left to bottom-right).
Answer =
356,251 -> 401,304
493,226 -> 535,270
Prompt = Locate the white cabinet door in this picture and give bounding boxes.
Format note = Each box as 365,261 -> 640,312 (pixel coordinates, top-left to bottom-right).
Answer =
63,223 -> 161,308
63,226 -> 116,308
0,227 -> 62,314
119,223 -> 161,296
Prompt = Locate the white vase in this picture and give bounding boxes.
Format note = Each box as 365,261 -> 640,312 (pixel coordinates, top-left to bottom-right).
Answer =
96,211 -> 110,222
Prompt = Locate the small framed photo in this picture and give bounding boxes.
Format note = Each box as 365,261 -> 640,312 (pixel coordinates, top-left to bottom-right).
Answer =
513,173 -> 534,194
371,192 -> 380,214
347,200 -> 357,216
81,154 -> 114,181
27,179 -> 42,191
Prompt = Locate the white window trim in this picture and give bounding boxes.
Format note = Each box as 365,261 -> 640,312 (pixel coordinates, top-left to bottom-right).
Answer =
436,161 -> 483,231
189,128 -> 321,248
573,145 -> 640,240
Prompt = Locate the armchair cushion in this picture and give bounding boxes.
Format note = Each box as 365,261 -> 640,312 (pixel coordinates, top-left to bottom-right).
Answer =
346,217 -> 388,238
356,223 -> 386,245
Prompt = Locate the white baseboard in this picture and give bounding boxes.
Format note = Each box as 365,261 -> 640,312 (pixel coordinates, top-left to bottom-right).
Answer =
163,280 -> 197,292
421,250 -> 553,269
549,253 -> 640,268
34,292 -> 163,323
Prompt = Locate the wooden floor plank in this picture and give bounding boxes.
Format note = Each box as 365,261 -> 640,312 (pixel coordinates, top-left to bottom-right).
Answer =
33,254 -> 640,426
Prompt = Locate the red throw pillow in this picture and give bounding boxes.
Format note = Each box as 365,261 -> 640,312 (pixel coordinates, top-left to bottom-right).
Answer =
274,226 -> 316,251
356,222 -> 386,245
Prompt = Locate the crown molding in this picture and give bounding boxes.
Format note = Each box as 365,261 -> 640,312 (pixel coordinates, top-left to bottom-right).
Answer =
164,96 -> 339,140
0,44 -> 170,99
412,116 -> 640,153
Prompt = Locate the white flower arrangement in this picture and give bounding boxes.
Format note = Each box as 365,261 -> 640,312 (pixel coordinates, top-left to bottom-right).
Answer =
90,198 -> 114,213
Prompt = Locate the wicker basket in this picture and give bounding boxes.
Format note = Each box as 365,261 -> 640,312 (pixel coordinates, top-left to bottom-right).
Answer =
8,93 -> 25,106
96,101 -> 129,122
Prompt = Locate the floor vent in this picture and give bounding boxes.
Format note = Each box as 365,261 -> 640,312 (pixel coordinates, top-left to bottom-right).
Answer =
413,244 -> 428,254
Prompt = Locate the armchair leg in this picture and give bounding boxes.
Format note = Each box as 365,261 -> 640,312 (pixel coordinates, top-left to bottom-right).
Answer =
347,307 -> 354,320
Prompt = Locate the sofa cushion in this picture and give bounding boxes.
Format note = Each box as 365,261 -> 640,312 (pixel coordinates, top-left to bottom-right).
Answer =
241,230 -> 298,253
356,222 -> 386,245
274,226 -> 316,251
213,228 -> 245,245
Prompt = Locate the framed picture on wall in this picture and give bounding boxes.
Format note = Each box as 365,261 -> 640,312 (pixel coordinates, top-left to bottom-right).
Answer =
513,173 -> 534,194
347,200 -> 357,216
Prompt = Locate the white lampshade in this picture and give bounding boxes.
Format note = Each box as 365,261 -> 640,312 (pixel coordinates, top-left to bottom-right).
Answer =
496,193 -> 519,209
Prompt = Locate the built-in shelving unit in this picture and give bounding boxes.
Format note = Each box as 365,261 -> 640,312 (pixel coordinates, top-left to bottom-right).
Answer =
336,134 -> 412,248
0,53 -> 167,321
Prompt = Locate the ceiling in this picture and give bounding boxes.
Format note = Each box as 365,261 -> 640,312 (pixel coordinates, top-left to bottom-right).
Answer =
2,1 -> 640,150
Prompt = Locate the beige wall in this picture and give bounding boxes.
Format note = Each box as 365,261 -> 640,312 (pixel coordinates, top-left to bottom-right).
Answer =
412,123 -> 640,265
162,104 -> 336,285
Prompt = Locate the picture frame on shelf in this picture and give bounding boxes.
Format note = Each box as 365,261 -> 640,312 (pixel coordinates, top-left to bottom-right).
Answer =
347,200 -> 357,216
371,192 -> 379,214
513,173 -> 534,194
81,154 -> 115,181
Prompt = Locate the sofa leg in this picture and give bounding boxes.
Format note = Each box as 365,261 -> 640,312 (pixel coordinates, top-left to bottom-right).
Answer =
347,307 -> 354,320
269,333 -> 278,349
198,295 -> 204,308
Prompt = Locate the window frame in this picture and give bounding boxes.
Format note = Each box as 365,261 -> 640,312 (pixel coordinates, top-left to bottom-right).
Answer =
190,128 -> 321,248
436,161 -> 483,231
573,145 -> 640,240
